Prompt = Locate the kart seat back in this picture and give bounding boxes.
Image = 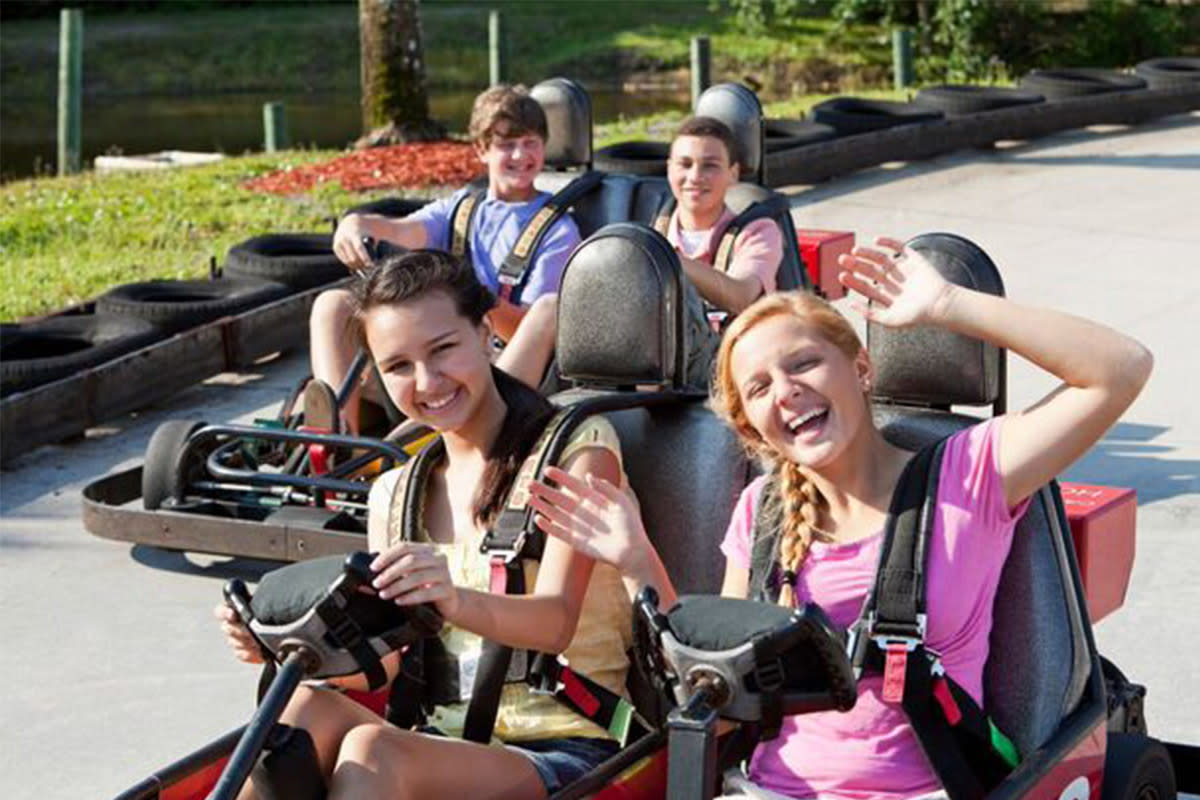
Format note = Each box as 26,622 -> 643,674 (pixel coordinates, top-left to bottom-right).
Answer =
554,223 -> 754,596
868,234 -> 1091,760
532,77 -> 592,170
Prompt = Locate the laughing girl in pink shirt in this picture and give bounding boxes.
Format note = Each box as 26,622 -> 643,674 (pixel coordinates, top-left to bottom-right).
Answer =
528,237 -> 1151,799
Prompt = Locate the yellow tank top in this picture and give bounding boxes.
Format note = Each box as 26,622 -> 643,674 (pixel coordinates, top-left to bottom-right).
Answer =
386,416 -> 632,742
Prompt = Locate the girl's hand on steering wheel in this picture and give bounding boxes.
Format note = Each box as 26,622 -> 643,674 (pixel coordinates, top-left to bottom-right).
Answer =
370,543 -> 461,621
527,467 -> 652,577
837,236 -> 956,329
214,603 -> 265,665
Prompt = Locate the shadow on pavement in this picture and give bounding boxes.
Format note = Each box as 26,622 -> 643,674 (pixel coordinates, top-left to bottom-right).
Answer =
1064,421 -> 1200,506
131,544 -> 284,582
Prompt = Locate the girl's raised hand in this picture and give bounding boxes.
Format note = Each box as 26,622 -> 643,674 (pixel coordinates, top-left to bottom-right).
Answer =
527,467 -> 650,575
370,542 -> 460,620
837,236 -> 955,328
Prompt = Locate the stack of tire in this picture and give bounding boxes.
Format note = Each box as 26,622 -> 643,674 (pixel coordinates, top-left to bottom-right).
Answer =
1,235 -> 348,398
762,57 -> 1198,187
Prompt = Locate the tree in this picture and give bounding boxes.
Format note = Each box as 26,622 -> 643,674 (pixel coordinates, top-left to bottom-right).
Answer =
357,0 -> 445,147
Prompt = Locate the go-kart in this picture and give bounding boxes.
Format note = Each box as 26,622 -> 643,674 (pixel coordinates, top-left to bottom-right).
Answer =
105,225 -> 1195,800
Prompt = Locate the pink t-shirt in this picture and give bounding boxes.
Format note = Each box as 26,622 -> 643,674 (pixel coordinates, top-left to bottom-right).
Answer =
719,420 -> 1029,800
666,206 -> 783,296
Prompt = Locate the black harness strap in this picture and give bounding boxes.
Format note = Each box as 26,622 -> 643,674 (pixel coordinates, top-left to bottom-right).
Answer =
751,441 -> 1018,800
496,171 -> 603,306
652,194 -> 787,275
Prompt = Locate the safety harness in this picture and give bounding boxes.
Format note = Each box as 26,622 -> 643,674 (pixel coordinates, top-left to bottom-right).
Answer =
449,171 -> 604,306
747,441 -> 1020,800
652,194 -> 788,277
386,408 -> 644,747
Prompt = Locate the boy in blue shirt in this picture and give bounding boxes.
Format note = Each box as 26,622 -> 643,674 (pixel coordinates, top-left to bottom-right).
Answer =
313,85 -> 581,432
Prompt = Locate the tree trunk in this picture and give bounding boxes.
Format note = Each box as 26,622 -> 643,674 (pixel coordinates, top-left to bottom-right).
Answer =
358,0 -> 445,147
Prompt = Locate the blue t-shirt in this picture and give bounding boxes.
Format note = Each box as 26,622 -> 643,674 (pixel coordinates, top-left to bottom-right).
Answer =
409,188 -> 581,305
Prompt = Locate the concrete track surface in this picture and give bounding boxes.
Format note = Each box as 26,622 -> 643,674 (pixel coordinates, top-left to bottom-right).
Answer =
2,112 -> 1198,799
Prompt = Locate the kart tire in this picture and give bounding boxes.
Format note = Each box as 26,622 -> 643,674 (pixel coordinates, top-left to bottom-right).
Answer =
1135,57 -> 1200,89
223,233 -> 347,291
0,314 -> 163,396
763,119 -> 838,152
1100,733 -> 1175,800
143,419 -> 208,510
341,197 -> 429,219
1019,68 -> 1147,100
914,85 -> 1045,116
96,277 -> 291,334
594,141 -> 670,176
810,97 -> 944,136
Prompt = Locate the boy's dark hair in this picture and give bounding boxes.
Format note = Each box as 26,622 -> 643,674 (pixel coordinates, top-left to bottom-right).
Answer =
351,250 -> 555,527
469,84 -> 549,147
673,116 -> 741,169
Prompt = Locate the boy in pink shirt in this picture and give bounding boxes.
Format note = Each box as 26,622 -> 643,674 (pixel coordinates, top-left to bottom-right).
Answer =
663,116 -> 784,387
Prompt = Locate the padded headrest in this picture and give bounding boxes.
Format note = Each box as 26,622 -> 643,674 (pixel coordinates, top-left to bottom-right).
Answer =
557,223 -> 687,388
695,83 -> 765,185
532,77 -> 592,170
868,233 -> 1005,407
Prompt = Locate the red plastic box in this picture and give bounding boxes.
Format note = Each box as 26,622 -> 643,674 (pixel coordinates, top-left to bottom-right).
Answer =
797,229 -> 854,300
1058,482 -> 1137,624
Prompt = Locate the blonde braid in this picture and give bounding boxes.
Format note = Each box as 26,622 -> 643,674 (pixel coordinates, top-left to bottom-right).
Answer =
775,460 -> 826,608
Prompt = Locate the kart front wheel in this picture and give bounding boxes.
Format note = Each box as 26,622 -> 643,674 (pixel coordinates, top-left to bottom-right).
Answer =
1101,733 -> 1176,800
143,419 -> 207,510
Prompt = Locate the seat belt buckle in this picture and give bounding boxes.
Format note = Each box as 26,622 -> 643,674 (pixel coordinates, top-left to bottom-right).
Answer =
881,641 -> 912,703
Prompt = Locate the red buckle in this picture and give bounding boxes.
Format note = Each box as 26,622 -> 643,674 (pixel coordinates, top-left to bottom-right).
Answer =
882,644 -> 908,703
307,443 -> 330,476
562,669 -> 601,717
488,556 -> 508,595
932,676 -> 963,725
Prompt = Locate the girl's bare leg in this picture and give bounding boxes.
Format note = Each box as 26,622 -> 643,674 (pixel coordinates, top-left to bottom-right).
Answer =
329,724 -> 546,800
235,685 -> 383,800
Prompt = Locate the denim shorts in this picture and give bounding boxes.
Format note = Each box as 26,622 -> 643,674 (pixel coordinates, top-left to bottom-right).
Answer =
509,736 -> 622,795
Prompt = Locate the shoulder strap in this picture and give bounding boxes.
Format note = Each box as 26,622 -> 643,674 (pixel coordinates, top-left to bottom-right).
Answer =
747,473 -> 784,604
385,436 -> 446,547
450,189 -> 485,262
652,195 -> 676,237
712,195 -> 788,274
497,171 -> 604,305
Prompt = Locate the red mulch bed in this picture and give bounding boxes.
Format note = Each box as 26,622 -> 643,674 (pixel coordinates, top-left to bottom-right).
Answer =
244,141 -> 484,195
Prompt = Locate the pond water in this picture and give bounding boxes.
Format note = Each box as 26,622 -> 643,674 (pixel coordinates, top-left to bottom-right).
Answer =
0,86 -> 690,181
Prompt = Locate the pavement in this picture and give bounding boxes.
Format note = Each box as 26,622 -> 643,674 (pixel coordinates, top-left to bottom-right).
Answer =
2,110 -> 1198,799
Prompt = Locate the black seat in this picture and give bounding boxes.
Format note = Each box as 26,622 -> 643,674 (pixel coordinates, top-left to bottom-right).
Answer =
867,233 -> 1091,762
552,223 -> 754,596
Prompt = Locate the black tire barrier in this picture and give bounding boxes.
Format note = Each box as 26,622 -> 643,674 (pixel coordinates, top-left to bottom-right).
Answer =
341,197 -> 430,219
763,118 -> 838,153
142,419 -> 208,510
914,85 -> 1045,116
224,233 -> 347,291
1019,68 -> 1147,100
765,84 -> 1200,187
1136,57 -> 1200,90
593,141 -> 671,176
0,314 -> 163,397
810,97 -> 945,136
95,277 -> 291,334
